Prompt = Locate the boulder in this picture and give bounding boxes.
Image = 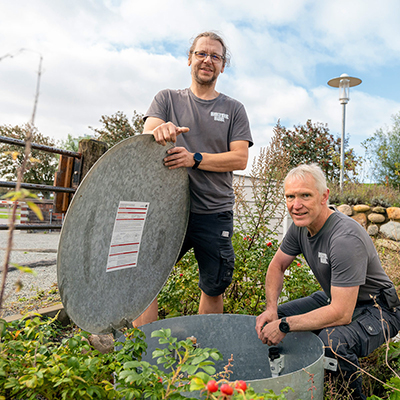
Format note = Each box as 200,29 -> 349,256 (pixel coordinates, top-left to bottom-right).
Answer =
88,334 -> 114,354
387,207 -> 400,220
337,204 -> 352,216
367,225 -> 379,236
380,220 -> 400,241
371,206 -> 386,214
353,204 -> 370,212
351,213 -> 367,229
367,213 -> 385,224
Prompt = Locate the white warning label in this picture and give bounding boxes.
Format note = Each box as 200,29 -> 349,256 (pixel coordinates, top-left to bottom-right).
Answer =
106,201 -> 149,272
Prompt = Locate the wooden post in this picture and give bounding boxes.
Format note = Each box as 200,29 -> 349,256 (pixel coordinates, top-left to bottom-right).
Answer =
53,139 -> 108,213
79,139 -> 108,180
54,156 -> 74,213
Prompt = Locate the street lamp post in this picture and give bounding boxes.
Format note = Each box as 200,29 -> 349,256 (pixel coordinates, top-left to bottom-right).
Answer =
327,73 -> 362,190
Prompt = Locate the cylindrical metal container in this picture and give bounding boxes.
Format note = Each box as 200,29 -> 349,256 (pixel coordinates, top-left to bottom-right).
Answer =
138,314 -> 324,400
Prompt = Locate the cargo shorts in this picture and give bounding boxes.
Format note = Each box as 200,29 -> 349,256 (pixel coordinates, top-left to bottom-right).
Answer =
178,211 -> 235,297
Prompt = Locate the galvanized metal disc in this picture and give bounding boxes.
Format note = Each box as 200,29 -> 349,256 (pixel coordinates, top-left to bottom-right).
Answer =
57,134 -> 190,334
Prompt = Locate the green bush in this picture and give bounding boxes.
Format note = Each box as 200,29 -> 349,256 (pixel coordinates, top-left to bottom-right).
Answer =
0,317 -> 290,399
328,182 -> 400,207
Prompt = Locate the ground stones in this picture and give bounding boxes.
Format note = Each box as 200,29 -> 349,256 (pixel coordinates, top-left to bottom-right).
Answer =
337,204 -> 352,216
387,207 -> 400,220
368,213 -> 386,224
351,213 -> 368,229
337,204 -> 400,241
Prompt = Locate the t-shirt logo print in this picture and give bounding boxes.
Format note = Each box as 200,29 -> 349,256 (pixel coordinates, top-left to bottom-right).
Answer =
211,112 -> 229,122
318,252 -> 328,264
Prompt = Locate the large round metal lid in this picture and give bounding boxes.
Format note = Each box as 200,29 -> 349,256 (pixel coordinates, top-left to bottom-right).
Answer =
57,134 -> 190,334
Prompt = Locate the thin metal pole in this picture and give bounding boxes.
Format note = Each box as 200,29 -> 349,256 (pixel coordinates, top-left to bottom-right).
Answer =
0,135 -> 82,158
340,103 -> 346,191
0,180 -> 76,193
0,224 -> 62,231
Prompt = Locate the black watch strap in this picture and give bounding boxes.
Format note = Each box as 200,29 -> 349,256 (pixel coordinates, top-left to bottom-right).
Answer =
192,152 -> 203,170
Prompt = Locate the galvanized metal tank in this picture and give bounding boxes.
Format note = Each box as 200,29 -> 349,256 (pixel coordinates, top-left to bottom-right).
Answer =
138,314 -> 325,400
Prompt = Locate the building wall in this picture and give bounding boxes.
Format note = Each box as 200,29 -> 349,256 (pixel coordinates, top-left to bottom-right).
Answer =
233,174 -> 291,242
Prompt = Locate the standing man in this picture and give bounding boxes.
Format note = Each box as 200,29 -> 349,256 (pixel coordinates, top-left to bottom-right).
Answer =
255,164 -> 400,400
136,31 -> 253,325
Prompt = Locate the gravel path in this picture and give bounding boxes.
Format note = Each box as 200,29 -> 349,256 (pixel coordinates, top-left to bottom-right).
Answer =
0,230 -> 60,317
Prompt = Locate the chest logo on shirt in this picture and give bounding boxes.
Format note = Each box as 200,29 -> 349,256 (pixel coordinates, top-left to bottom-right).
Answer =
211,112 -> 229,122
318,252 -> 328,264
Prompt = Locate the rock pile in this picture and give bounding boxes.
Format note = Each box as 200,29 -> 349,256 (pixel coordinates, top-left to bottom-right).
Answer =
336,204 -> 400,241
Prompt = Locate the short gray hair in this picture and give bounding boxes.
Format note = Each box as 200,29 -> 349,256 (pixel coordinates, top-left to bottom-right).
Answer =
284,164 -> 328,194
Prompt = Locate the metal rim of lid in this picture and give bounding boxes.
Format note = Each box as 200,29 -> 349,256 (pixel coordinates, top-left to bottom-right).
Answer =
57,134 -> 190,334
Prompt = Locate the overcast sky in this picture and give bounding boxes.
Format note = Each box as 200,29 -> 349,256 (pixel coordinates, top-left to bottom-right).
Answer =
1,0 -> 400,176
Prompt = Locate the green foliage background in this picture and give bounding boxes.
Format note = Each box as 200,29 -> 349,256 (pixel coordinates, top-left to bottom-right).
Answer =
362,111 -> 400,190
0,124 -> 58,195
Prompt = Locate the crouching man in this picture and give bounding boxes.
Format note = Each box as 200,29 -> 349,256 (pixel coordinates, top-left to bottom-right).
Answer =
255,163 -> 400,400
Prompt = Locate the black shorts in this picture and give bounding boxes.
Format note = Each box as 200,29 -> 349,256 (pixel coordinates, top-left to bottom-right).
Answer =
178,211 -> 235,296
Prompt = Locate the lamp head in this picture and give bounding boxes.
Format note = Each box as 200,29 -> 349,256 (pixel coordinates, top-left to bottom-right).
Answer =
327,73 -> 362,104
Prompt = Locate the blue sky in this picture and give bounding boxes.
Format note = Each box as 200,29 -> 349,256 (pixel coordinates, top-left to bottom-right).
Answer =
1,0 -> 400,177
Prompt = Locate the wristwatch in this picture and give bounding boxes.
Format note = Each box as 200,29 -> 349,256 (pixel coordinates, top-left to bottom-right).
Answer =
279,317 -> 290,334
192,152 -> 203,170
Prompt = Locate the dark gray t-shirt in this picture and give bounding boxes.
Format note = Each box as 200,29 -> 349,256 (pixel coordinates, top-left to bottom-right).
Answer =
145,88 -> 253,214
280,210 -> 393,302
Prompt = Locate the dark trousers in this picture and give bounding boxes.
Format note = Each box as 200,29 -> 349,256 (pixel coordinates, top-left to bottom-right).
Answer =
278,291 -> 400,399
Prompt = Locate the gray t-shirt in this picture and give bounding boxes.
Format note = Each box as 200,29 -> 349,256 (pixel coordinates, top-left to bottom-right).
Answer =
280,210 -> 393,302
145,88 -> 253,214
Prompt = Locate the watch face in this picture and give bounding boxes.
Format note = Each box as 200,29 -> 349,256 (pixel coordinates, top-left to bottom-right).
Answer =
194,153 -> 202,163
279,319 -> 290,334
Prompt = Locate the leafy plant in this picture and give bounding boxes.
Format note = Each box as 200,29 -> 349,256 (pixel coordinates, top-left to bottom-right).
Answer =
283,261 -> 321,302
58,133 -> 93,152
89,110 -> 144,148
0,317 -> 289,399
274,119 -> 361,184
158,250 -> 201,318
0,124 -> 59,193
362,111 -> 400,190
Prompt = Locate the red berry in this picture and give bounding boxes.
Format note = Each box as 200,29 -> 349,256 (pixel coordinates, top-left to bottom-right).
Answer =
267,241 -> 272,247
235,380 -> 247,392
158,377 -> 162,383
220,383 -> 234,396
206,380 -> 218,393
179,273 -> 183,277
297,262 -> 301,267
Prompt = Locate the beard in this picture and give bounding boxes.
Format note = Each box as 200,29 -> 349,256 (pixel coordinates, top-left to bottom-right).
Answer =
192,65 -> 218,87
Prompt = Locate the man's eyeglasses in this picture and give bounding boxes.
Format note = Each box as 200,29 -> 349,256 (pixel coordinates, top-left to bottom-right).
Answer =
193,51 -> 224,63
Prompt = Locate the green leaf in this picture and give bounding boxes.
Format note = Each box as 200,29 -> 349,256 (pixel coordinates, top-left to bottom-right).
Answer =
191,355 -> 207,365
200,365 -> 215,375
210,351 -> 221,360
189,376 -> 205,391
186,365 -> 198,375
27,201 -> 44,220
124,360 -> 144,369
11,264 -> 37,276
152,349 -> 165,358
